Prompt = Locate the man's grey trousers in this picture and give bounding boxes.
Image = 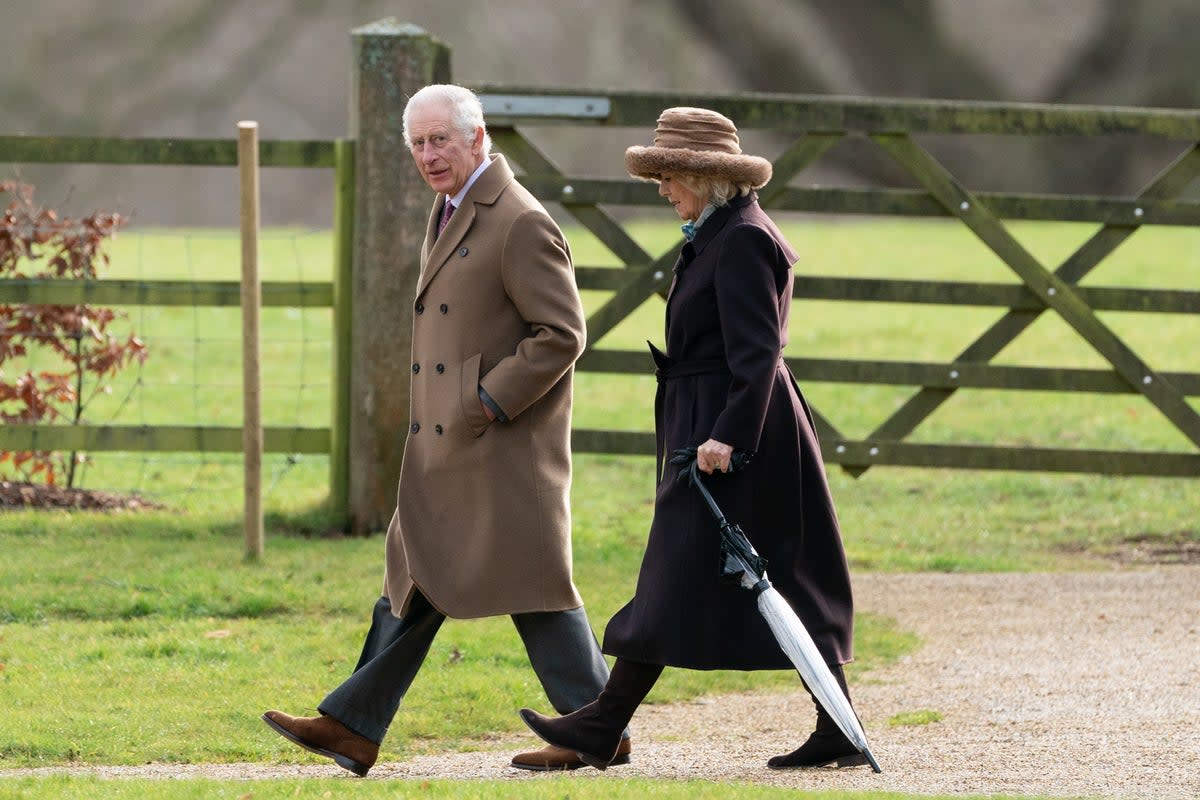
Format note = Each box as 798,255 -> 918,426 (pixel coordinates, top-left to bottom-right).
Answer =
318,590 -> 612,744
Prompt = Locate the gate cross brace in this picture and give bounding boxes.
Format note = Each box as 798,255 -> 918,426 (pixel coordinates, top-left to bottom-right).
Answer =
844,139 -> 1200,476
840,134 -> 1200,476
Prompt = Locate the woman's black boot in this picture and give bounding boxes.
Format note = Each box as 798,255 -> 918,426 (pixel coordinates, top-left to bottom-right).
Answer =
520,658 -> 662,770
767,664 -> 868,769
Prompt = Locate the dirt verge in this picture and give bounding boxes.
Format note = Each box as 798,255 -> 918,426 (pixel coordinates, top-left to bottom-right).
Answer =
0,480 -> 161,511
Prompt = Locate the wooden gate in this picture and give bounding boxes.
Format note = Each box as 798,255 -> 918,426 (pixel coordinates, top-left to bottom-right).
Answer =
477,88 -> 1200,477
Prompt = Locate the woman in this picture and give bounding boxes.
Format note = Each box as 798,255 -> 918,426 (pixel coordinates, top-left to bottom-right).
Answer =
519,107 -> 865,770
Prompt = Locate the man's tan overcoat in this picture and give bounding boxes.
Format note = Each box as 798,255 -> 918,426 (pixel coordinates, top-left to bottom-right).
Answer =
383,154 -> 587,619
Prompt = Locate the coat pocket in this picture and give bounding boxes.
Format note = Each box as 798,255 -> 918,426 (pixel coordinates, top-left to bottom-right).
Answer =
460,352 -> 491,438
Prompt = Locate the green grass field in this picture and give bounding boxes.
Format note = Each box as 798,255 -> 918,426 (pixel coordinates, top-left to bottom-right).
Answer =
1,218 -> 1197,798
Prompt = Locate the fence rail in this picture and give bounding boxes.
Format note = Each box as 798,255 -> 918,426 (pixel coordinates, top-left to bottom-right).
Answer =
1,423 -> 328,454
0,279 -> 332,307
0,135 -> 334,167
477,86 -> 1200,137
519,176 -> 1200,226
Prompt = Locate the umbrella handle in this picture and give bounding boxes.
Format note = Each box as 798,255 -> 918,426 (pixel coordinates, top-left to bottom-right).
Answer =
688,461 -> 729,525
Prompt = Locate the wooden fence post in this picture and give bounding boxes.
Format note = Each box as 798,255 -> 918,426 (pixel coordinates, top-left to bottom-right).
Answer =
347,20 -> 451,534
237,120 -> 264,558
329,137 -> 355,529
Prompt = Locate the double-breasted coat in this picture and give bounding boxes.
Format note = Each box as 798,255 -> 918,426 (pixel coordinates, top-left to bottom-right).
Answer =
602,193 -> 855,670
382,154 -> 587,620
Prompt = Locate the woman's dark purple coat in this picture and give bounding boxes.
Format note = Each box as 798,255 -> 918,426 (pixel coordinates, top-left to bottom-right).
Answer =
602,193 -> 855,670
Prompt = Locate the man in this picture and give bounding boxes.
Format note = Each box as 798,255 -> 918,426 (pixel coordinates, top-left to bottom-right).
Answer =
262,83 -> 630,775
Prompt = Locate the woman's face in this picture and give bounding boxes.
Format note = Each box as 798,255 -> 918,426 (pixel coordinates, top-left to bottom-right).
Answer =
658,173 -> 706,221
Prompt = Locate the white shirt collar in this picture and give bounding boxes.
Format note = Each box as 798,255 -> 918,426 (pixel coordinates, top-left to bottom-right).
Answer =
446,154 -> 493,210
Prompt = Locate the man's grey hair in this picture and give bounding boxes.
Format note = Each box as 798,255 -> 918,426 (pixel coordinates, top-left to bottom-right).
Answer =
403,84 -> 493,155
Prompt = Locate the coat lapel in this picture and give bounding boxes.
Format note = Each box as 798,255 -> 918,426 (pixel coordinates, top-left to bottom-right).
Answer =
665,197 -> 738,311
417,154 -> 515,298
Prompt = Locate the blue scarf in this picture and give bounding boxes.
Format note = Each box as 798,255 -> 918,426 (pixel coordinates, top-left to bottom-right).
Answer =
681,203 -> 717,241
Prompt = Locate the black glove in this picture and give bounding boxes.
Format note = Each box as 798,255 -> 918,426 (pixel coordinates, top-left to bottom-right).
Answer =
670,447 -> 699,487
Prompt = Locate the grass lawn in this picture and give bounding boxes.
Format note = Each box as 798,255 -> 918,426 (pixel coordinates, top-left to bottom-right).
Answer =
1,218 -> 1196,799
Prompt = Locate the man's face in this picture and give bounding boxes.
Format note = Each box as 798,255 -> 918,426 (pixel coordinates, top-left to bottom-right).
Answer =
407,100 -> 484,196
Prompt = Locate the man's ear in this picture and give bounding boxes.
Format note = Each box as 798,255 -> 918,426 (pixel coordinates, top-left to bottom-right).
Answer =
473,126 -> 486,154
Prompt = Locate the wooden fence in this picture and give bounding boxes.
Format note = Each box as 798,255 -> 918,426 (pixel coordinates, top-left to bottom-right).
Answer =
474,87 -> 1200,478
0,134 -> 356,517
3,42 -> 1199,531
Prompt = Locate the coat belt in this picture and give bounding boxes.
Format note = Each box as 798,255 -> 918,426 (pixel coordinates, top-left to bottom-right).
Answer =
648,342 -> 733,481
655,358 -> 731,382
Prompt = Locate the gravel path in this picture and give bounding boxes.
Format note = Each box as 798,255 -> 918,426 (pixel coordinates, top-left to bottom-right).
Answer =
6,566 -> 1199,799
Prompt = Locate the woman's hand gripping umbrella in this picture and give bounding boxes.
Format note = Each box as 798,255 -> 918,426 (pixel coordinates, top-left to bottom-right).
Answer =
670,448 -> 883,773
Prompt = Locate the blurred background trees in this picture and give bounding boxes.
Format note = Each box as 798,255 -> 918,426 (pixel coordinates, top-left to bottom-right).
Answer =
3,0 -> 1197,225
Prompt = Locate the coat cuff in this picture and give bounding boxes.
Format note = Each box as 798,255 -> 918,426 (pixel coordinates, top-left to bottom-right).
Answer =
478,386 -> 509,423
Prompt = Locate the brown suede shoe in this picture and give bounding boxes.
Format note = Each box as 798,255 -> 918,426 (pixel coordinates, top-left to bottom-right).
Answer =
262,710 -> 379,777
510,738 -> 632,771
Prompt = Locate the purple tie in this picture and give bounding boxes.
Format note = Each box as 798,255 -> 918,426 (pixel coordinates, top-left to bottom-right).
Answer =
437,199 -> 455,237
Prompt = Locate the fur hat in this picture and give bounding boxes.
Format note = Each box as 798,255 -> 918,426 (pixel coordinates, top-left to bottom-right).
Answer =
624,107 -> 772,188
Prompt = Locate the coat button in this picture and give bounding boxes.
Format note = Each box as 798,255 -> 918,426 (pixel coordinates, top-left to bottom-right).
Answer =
435,424 -> 444,434
458,247 -> 469,257
435,363 -> 445,373
410,422 -> 420,434
412,363 -> 420,374
440,303 -> 448,314
415,302 -> 424,314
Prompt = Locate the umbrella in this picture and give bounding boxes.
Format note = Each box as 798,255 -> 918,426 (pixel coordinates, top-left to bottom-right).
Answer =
672,448 -> 882,773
